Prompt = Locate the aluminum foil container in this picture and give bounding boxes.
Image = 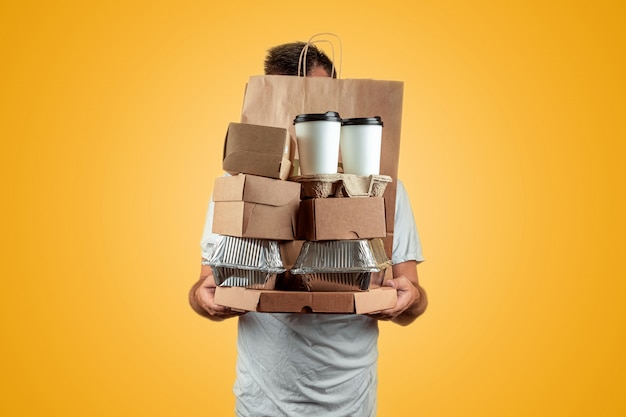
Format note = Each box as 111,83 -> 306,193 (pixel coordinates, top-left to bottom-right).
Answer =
207,235 -> 285,289
296,271 -> 385,291
212,268 -> 279,289
290,239 -> 391,291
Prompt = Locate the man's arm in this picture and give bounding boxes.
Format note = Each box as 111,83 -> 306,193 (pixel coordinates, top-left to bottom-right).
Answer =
368,260 -> 428,326
189,264 -> 245,321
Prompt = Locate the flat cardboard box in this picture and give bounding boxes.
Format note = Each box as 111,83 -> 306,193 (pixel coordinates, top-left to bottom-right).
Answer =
212,174 -> 301,240
297,197 -> 387,241
222,122 -> 293,180
214,286 -> 397,314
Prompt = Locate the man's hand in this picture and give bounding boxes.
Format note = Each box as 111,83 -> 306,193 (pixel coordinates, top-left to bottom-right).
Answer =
189,265 -> 245,321
367,261 -> 428,326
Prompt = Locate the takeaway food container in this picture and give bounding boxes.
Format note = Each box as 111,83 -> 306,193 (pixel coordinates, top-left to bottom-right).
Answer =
207,235 -> 285,289
290,239 -> 391,291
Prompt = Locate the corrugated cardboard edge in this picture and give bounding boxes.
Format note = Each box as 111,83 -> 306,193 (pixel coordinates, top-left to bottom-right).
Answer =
214,286 -> 397,314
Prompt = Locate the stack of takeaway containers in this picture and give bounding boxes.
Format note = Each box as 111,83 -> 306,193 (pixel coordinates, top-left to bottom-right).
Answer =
206,119 -> 397,313
288,170 -> 393,292
206,122 -> 300,290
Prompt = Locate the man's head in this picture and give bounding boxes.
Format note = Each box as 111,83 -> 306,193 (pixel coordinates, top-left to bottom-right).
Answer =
264,42 -> 336,78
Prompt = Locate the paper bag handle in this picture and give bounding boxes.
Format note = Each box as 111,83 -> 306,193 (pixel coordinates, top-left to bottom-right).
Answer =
297,33 -> 342,78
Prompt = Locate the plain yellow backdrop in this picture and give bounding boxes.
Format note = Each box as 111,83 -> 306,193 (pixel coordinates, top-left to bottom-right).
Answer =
1,0 -> 625,416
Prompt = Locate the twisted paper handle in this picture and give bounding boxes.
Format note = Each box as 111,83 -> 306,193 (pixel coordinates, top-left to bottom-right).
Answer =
297,33 -> 343,78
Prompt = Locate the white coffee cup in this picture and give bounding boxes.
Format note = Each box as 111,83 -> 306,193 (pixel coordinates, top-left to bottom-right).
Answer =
293,111 -> 342,175
340,116 -> 384,176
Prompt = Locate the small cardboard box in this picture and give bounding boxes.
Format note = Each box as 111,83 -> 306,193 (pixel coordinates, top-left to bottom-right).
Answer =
212,174 -> 301,240
214,286 -> 397,314
297,197 -> 387,241
222,122 -> 293,180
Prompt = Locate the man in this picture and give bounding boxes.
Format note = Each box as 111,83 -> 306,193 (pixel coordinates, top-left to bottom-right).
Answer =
189,42 -> 428,417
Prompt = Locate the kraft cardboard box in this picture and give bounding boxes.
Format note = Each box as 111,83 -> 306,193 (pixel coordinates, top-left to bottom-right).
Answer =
212,174 -> 301,240
297,197 -> 387,241
214,285 -> 397,314
279,240 -> 305,270
222,122 -> 293,180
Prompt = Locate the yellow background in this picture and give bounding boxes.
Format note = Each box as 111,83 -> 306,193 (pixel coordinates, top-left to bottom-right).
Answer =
2,0 -> 624,416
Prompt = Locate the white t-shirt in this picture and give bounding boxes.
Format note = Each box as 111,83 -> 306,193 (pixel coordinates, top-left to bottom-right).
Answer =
201,179 -> 424,417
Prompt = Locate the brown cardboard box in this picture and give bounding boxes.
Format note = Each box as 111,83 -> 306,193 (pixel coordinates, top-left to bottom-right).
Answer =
212,174 -> 301,240
222,122 -> 293,180
297,197 -> 387,241
279,240 -> 305,270
214,285 -> 397,314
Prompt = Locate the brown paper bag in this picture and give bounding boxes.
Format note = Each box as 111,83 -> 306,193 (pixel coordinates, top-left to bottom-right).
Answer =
240,75 -> 404,258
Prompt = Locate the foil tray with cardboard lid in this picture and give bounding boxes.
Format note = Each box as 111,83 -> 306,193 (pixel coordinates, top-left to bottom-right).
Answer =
207,235 -> 285,289
289,238 -> 392,291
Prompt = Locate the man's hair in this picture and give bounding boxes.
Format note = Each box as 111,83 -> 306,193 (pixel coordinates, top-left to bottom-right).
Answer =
264,42 -> 336,77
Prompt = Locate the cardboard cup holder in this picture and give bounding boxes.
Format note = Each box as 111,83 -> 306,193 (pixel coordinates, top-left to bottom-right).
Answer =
291,173 -> 392,199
